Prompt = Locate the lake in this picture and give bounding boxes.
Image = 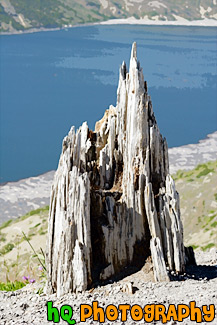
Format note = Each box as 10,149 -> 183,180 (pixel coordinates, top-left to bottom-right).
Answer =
0,25 -> 216,183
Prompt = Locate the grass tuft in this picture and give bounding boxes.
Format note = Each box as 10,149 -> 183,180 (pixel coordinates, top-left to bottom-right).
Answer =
0,243 -> 15,255
0,281 -> 26,291
0,220 -> 13,230
201,243 -> 215,251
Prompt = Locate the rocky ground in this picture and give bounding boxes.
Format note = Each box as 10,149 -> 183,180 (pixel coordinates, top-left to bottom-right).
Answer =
168,131 -> 217,175
0,250 -> 216,324
0,171 -> 54,224
0,160 -> 216,285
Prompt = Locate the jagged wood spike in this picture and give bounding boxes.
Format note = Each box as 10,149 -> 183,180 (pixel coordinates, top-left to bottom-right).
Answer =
46,42 -> 186,296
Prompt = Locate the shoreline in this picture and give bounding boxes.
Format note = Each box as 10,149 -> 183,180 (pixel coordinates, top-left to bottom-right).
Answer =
1,17 -> 217,36
100,16 -> 217,27
0,131 -> 216,223
0,131 -> 216,186
0,169 -> 55,187
0,22 -> 98,36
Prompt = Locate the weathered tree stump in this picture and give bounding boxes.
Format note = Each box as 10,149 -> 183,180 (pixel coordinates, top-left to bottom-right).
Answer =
46,43 -> 186,297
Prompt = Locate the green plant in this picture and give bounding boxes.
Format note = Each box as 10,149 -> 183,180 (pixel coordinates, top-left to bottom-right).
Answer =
196,164 -> 214,178
18,205 -> 49,222
0,219 -> 13,230
22,231 -> 46,272
39,227 -> 46,235
0,231 -> 6,242
15,235 -> 21,279
211,221 -> 217,228
37,286 -> 44,295
0,243 -> 14,255
208,215 -> 216,222
26,206 -> 49,216
173,161 -> 217,182
201,243 -> 215,251
0,281 -> 26,291
30,223 -> 41,229
22,231 -> 47,294
3,259 -> 10,282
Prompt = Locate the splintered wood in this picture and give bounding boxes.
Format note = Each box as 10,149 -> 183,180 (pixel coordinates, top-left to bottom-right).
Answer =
46,43 -> 186,297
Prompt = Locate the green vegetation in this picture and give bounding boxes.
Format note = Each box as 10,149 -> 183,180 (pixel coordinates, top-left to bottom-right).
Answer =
1,0 -> 216,33
199,211 -> 217,233
0,243 -> 15,255
13,0 -> 67,28
211,221 -> 217,228
30,223 -> 41,229
201,243 -> 215,251
0,4 -> 12,25
12,206 -> 49,224
174,160 -> 217,251
22,231 -> 46,272
39,227 -> 46,235
0,280 -> 26,291
173,161 -> 217,182
0,3 -> 24,32
0,159 -> 216,288
21,205 -> 49,218
0,207 -> 49,243
195,163 -> 214,178
149,11 -> 159,17
0,219 -> 13,230
0,232 -> 6,242
0,205 -> 49,285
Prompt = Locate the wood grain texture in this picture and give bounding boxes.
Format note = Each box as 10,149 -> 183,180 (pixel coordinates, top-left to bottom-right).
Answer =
46,43 -> 185,296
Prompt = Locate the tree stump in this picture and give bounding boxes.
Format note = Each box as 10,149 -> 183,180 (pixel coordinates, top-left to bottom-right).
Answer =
46,42 -> 186,297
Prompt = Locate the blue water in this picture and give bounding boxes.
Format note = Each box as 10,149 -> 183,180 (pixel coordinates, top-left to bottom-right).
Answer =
0,25 -> 217,183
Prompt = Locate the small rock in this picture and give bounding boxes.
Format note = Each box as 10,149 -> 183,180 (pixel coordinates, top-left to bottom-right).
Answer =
20,303 -> 29,310
31,296 -> 38,303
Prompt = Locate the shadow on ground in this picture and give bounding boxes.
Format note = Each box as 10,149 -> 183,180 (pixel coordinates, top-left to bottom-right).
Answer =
186,264 -> 217,281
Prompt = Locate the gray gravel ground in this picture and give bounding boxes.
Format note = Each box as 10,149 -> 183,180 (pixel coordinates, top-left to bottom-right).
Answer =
0,250 -> 216,325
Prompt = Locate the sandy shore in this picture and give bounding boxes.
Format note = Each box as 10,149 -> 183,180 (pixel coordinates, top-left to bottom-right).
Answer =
1,17 -> 216,36
0,23 -> 96,36
100,16 -> 217,27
